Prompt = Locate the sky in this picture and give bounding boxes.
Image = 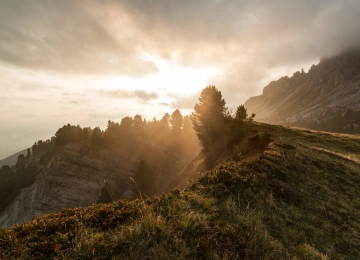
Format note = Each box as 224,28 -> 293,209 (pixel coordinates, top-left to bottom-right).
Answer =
1,0 -> 360,159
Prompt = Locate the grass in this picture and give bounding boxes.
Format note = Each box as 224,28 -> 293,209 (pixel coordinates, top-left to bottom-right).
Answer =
1,122 -> 360,259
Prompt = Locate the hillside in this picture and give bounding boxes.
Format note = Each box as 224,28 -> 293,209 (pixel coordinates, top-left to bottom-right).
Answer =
245,50 -> 360,133
1,122 -> 359,259
0,117 -> 200,228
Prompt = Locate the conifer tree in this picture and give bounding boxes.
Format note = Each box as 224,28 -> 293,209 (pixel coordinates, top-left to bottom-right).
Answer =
171,109 -> 183,132
191,86 -> 227,151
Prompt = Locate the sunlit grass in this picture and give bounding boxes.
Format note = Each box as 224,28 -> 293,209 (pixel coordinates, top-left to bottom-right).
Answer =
1,122 -> 359,259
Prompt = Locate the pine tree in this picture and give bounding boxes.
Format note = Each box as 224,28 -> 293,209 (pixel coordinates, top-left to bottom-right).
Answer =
170,109 -> 183,132
191,86 -> 227,151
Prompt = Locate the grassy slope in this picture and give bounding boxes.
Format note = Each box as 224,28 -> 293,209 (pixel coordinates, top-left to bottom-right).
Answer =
0,122 -> 360,259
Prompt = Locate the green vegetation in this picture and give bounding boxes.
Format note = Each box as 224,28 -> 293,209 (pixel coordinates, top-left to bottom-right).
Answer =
1,121 -> 360,259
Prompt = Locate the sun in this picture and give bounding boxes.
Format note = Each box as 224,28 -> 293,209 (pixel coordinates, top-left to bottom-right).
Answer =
145,56 -> 222,95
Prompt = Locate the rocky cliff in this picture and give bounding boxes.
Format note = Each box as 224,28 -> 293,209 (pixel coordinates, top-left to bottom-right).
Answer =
0,138 -> 199,228
245,50 -> 360,132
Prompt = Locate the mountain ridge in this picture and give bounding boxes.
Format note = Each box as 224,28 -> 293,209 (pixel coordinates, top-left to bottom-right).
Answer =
1,122 -> 359,259
245,49 -> 360,132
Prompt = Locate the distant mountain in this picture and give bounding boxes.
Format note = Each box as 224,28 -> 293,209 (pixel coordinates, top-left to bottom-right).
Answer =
245,49 -> 360,133
0,149 -> 27,168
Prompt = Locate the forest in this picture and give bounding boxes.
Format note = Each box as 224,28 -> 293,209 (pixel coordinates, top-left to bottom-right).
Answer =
0,86 -> 254,212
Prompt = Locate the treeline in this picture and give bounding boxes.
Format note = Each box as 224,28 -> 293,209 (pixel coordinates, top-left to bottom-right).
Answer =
0,138 -> 59,213
53,110 -> 194,147
0,86 -> 255,210
0,109 -> 198,211
0,151 -> 38,213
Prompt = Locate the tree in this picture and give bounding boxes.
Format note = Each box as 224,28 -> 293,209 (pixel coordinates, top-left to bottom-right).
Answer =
120,117 -> 133,136
82,127 -> 90,140
133,160 -> 155,198
91,127 -> 103,145
133,115 -> 145,136
248,113 -> 256,122
97,181 -> 114,204
170,109 -> 183,132
26,148 -> 31,159
16,154 -> 25,169
227,106 -> 246,148
236,105 -> 247,120
191,86 -> 227,151
156,113 -> 170,137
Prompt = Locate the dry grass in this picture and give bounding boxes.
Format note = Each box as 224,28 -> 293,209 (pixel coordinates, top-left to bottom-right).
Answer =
1,122 -> 359,259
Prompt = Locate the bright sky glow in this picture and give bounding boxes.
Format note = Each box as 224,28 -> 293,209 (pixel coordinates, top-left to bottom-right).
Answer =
0,0 -> 359,158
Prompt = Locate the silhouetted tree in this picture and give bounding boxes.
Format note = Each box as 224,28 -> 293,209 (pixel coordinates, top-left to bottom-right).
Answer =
171,109 -> 183,132
228,106 -> 246,148
133,115 -> 146,136
236,105 -> 248,120
91,127 -> 103,145
156,113 -> 170,138
191,86 -> 227,151
16,154 -> 25,169
82,127 -> 90,140
97,181 -> 114,204
26,148 -> 31,159
133,160 -> 155,198
248,113 -> 256,122
120,117 -> 133,137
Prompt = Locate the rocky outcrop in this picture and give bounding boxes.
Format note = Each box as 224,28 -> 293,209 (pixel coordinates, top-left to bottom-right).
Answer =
0,143 -> 133,227
0,139 -> 198,228
244,49 -> 360,130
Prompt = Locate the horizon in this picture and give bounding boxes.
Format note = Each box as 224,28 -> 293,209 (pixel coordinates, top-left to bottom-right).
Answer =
1,0 -> 360,159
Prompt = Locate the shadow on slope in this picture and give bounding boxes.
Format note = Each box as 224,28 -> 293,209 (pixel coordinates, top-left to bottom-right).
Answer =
1,123 -> 359,259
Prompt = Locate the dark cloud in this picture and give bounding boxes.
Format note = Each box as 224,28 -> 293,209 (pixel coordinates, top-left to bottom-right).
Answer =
0,0 -> 158,76
1,0 -> 360,103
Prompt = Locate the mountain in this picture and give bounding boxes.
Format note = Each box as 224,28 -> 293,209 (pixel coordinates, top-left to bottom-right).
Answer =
0,149 -> 27,168
0,120 -> 201,228
1,122 -> 359,259
244,49 -> 360,133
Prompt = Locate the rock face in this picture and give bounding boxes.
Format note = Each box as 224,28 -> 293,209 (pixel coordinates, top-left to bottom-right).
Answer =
244,50 -> 360,131
0,139 -> 198,228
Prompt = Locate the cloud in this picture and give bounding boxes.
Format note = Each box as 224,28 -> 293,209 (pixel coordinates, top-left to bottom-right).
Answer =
164,91 -> 200,110
134,90 -> 159,100
99,89 -> 159,102
113,0 -> 360,103
1,0 -> 359,83
0,0 -> 158,76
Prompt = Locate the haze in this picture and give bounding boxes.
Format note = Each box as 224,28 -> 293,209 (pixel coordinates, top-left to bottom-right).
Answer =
1,0 -> 360,159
